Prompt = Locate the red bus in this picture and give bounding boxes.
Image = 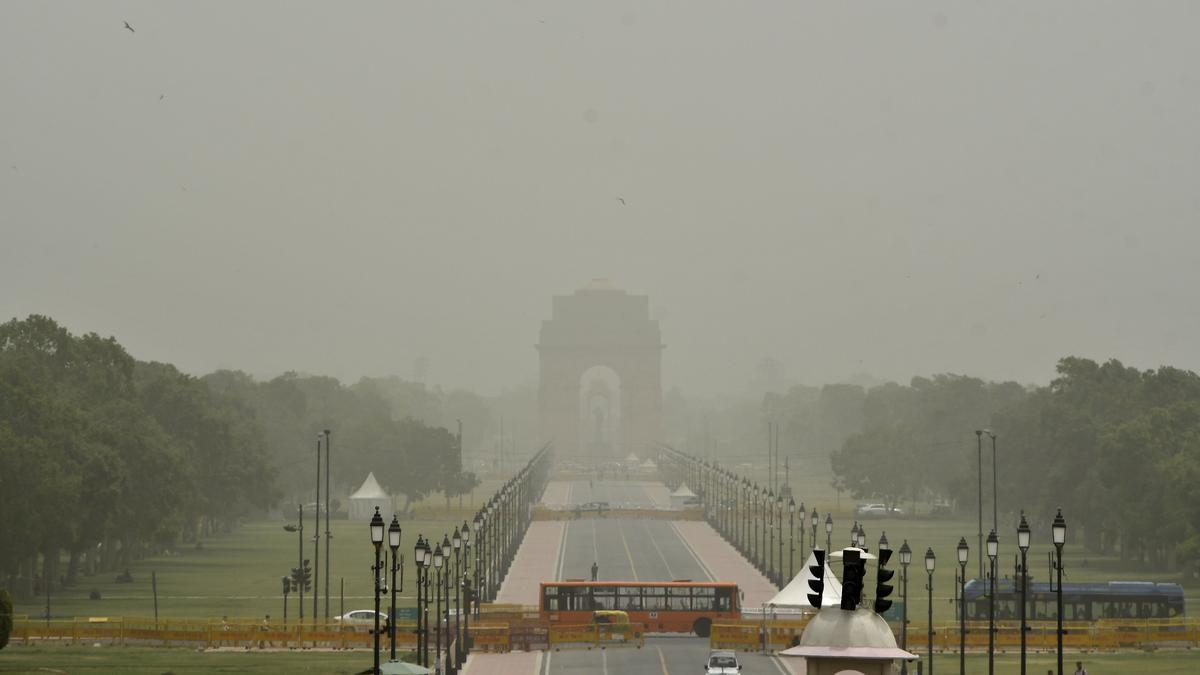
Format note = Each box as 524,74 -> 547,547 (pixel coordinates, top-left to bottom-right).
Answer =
539,580 -> 740,636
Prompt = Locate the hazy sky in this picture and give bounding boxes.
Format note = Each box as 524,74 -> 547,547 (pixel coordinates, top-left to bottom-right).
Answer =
3,2 -> 1199,395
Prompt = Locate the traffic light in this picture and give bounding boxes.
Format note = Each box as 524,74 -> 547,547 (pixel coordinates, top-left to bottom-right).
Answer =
807,549 -> 826,609
291,559 -> 313,593
840,548 -> 865,610
874,547 -> 895,614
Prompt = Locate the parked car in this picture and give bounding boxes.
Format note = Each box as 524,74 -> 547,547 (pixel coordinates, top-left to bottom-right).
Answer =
334,609 -> 388,630
705,649 -> 742,673
855,503 -> 902,517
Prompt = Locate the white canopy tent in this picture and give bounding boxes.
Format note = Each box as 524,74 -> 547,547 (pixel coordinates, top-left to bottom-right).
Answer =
348,472 -> 391,521
766,550 -> 843,610
669,483 -> 697,508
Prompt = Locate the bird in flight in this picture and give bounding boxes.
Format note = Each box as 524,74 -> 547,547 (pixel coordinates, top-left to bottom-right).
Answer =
616,197 -> 626,205
124,21 -> 135,33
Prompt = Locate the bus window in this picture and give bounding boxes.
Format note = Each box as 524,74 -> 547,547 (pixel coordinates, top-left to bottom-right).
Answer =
692,586 -> 715,612
667,586 -> 691,611
618,586 -> 643,611
593,586 -> 616,610
715,587 -> 733,612
543,586 -> 556,611
643,588 -> 666,611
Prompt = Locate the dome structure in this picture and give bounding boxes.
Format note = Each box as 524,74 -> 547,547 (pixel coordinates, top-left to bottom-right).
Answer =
781,607 -> 916,662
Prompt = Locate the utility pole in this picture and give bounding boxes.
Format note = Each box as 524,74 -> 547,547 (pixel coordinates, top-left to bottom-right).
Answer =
324,429 -> 331,621
313,434 -> 321,622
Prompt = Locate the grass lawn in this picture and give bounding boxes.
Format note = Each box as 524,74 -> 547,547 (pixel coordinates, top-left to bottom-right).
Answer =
13,516 -> 470,621
0,645 -> 1197,674
0,645 -> 375,674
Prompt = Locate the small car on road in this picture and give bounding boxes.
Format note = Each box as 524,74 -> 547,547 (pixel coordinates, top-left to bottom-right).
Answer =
705,649 -> 742,673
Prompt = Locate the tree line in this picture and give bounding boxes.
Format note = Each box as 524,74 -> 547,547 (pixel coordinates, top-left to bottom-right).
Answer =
0,315 -> 481,600
807,357 -> 1200,571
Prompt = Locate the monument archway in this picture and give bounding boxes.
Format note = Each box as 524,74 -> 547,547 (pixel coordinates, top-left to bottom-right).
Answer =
538,279 -> 664,460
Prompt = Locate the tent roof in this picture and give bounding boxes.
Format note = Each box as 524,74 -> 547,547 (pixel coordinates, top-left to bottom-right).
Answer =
767,551 -> 842,609
349,472 -> 389,500
670,484 -> 697,498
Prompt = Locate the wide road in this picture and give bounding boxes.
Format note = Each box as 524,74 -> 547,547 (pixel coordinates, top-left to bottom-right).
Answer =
542,480 -> 795,675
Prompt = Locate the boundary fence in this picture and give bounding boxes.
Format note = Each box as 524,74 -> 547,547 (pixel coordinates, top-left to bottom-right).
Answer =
710,616 -> 1200,653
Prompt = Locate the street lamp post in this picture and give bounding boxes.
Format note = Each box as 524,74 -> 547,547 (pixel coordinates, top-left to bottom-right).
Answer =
433,541 -> 444,674
957,537 -> 968,675
975,429 -> 984,580
472,514 -> 483,617
1017,512 -> 1031,675
441,534 -> 452,675
315,434 -> 323,623
986,431 -> 998,535
987,529 -> 998,675
776,493 -> 784,586
452,527 -> 463,672
414,536 -> 427,665
369,508 -> 385,675
809,508 -> 817,562
825,513 -> 833,553
461,520 -> 472,657
899,541 -> 912,675
925,548 -> 936,675
422,541 -> 433,666
857,526 -> 867,552
789,498 -> 797,582
1052,509 -> 1066,675
324,429 -> 332,621
388,516 -> 402,662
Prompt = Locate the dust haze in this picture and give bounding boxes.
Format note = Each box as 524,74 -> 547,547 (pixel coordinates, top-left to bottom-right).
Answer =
4,2 -> 1199,395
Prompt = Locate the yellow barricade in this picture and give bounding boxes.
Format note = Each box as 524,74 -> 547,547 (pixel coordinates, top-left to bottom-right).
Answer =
549,623 -> 646,650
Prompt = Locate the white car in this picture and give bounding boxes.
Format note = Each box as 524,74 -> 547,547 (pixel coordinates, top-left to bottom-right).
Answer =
855,503 -> 902,517
334,609 -> 388,627
705,649 -> 742,674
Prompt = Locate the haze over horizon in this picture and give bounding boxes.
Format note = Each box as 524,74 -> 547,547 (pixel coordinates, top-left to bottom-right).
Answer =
4,2 -> 1199,396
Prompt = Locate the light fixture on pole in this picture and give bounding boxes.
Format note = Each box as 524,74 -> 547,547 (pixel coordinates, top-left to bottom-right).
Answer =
975,429 -> 984,580
422,541 -> 433,666
414,535 -> 426,664
1017,512 -> 1031,675
1052,509 -> 1066,675
986,529 -> 998,675
789,497 -> 797,582
957,536 -> 969,675
899,541 -> 912,675
433,541 -> 444,674
825,513 -> 833,553
452,526 -> 463,670
925,547 -> 936,675
387,515 -> 402,663
857,526 -> 867,551
461,520 -> 472,656
369,508 -> 385,675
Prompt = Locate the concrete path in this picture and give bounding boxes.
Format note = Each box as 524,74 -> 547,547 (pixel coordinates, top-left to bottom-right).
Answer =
460,650 -> 542,675
495,521 -> 565,606
671,521 -> 780,610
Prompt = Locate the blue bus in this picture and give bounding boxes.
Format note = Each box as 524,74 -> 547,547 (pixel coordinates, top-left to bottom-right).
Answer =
962,579 -> 1184,622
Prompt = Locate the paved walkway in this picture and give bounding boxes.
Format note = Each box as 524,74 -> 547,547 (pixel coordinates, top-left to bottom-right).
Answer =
459,651 -> 542,675
541,481 -> 571,507
494,521 -> 564,606
671,520 -> 779,609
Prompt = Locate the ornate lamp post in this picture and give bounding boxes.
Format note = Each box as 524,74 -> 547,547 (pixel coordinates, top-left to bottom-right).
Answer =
752,484 -> 761,569
957,536 -> 969,675
472,514 -> 483,618
809,507 -> 818,559
433,540 -> 445,674
899,541 -> 912,675
857,526 -> 867,552
775,492 -> 784,586
369,508 -> 386,675
461,520 -> 472,657
975,429 -> 984,580
788,497 -> 797,582
1052,509 -> 1066,675
850,521 -> 859,549
452,526 -> 463,671
825,513 -> 833,553
414,536 -> 427,665
987,529 -> 998,675
925,547 -> 936,675
388,515 -> 402,662
441,534 -> 452,674
1017,512 -> 1031,675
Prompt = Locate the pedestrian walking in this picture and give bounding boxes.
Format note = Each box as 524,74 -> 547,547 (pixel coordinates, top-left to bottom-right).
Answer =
1074,662 -> 1088,675
591,561 -> 599,581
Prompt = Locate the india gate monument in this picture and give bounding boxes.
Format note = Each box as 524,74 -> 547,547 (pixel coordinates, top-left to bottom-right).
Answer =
538,279 -> 664,459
